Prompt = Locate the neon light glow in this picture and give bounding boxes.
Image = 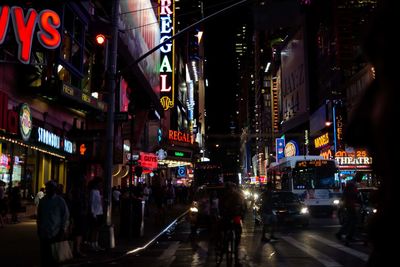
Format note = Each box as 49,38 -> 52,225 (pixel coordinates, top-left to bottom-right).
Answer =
159,0 -> 174,110
0,6 -> 61,64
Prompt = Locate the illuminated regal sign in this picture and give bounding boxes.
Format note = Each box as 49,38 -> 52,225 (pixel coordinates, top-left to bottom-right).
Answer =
0,6 -> 61,64
168,130 -> 193,144
159,0 -> 174,110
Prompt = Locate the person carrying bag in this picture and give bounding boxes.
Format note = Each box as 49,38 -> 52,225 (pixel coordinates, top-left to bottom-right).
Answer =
37,180 -> 71,266
51,239 -> 73,263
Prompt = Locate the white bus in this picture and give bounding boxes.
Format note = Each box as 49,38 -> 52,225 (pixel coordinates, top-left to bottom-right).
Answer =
267,156 -> 342,214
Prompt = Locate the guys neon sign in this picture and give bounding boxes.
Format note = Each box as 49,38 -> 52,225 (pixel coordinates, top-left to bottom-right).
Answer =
159,0 -> 174,110
0,6 -> 61,64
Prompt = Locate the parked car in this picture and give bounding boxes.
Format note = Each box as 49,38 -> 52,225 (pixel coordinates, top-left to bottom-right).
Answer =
337,187 -> 378,227
254,191 -> 310,227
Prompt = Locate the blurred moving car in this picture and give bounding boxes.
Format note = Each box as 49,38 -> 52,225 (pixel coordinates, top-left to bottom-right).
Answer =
254,191 -> 310,227
337,187 -> 378,227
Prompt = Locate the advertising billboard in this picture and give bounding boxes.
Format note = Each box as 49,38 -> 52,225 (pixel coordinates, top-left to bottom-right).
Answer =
280,27 -> 308,131
118,0 -> 160,92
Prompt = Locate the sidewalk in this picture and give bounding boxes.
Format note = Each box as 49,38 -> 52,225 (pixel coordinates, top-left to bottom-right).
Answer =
0,202 -> 189,267
62,202 -> 189,266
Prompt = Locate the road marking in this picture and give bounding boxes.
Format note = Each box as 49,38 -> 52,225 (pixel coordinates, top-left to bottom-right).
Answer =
281,236 -> 343,267
307,234 -> 369,262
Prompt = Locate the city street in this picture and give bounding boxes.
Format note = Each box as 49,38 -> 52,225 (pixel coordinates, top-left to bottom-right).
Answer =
85,211 -> 371,267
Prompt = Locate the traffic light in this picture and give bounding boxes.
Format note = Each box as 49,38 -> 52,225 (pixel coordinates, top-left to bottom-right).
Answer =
91,34 -> 108,92
95,34 -> 106,45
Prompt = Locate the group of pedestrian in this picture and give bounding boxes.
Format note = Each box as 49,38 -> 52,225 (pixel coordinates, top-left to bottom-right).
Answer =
0,182 -> 24,226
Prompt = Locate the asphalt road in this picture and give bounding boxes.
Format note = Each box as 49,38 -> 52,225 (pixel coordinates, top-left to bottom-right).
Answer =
88,211 -> 372,267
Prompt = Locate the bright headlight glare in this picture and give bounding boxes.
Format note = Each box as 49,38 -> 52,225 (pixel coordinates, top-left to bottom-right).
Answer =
253,193 -> 259,200
372,208 -> 377,213
300,207 -> 309,214
333,199 -> 340,205
190,207 -> 198,213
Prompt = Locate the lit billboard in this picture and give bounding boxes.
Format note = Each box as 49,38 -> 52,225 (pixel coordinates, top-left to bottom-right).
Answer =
158,0 -> 175,110
280,27 -> 308,131
118,0 -> 160,92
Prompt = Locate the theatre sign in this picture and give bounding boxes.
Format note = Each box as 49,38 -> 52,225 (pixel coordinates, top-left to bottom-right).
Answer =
335,150 -> 372,169
0,5 -> 61,64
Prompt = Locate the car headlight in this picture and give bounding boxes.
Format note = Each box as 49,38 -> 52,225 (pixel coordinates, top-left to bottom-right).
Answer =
190,206 -> 199,213
243,190 -> 250,197
253,193 -> 259,200
333,199 -> 340,205
372,208 -> 377,214
300,207 -> 309,214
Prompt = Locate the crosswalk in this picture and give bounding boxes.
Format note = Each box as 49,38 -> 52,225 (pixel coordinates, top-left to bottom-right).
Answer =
106,219 -> 372,267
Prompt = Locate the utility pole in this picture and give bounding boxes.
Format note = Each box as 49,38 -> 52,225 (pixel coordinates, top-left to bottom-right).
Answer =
104,0 -> 119,249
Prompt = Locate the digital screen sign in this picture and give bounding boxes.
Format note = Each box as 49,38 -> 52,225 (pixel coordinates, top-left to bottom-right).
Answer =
168,149 -> 191,159
296,160 -> 335,168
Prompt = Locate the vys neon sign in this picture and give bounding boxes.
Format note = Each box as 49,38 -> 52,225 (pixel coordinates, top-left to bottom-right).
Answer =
159,0 -> 174,110
0,6 -> 61,64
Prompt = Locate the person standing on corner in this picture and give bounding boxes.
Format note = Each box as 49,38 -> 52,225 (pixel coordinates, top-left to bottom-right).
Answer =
87,177 -> 104,251
37,180 -> 70,267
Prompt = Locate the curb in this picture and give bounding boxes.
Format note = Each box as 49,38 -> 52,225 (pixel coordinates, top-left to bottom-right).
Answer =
61,209 -> 189,266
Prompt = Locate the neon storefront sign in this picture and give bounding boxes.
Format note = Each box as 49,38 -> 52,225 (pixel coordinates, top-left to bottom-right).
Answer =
0,6 -> 61,64
159,0 -> 174,110
19,103 -> 32,141
168,130 -> 193,144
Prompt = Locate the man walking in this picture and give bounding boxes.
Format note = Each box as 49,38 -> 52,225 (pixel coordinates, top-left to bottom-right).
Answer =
37,181 -> 70,266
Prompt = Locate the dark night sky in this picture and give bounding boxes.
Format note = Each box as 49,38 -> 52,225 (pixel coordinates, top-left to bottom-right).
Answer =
202,1 -> 251,134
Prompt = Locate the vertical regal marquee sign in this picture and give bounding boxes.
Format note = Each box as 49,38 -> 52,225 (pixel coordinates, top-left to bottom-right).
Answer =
159,0 -> 175,110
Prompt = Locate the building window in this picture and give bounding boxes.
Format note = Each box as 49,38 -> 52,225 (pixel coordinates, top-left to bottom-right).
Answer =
58,5 -> 89,91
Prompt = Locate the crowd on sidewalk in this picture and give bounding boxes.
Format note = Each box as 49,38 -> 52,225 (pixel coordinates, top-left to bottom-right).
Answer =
1,173 -> 191,266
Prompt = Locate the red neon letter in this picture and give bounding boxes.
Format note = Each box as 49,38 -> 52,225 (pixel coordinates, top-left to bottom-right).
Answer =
37,9 -> 61,49
11,7 -> 38,64
0,6 -> 10,44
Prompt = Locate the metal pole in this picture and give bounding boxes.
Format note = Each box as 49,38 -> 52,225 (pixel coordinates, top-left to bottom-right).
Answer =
128,114 -> 134,239
104,0 -> 120,249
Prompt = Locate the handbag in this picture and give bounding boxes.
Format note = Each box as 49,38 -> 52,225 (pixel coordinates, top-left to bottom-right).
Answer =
51,240 -> 73,262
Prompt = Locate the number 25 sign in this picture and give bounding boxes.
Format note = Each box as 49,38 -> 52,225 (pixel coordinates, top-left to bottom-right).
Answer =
0,6 -> 61,64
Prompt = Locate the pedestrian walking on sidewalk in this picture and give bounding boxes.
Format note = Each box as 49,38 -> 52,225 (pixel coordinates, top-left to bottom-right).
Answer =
9,184 -> 22,224
67,179 -> 88,258
34,187 -> 45,218
87,177 -> 104,251
37,180 -> 70,267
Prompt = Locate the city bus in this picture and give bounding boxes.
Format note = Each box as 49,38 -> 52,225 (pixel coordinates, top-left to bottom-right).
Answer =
267,156 -> 341,214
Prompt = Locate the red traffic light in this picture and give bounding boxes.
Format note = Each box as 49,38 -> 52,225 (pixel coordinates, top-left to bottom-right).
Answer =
96,34 -> 106,45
